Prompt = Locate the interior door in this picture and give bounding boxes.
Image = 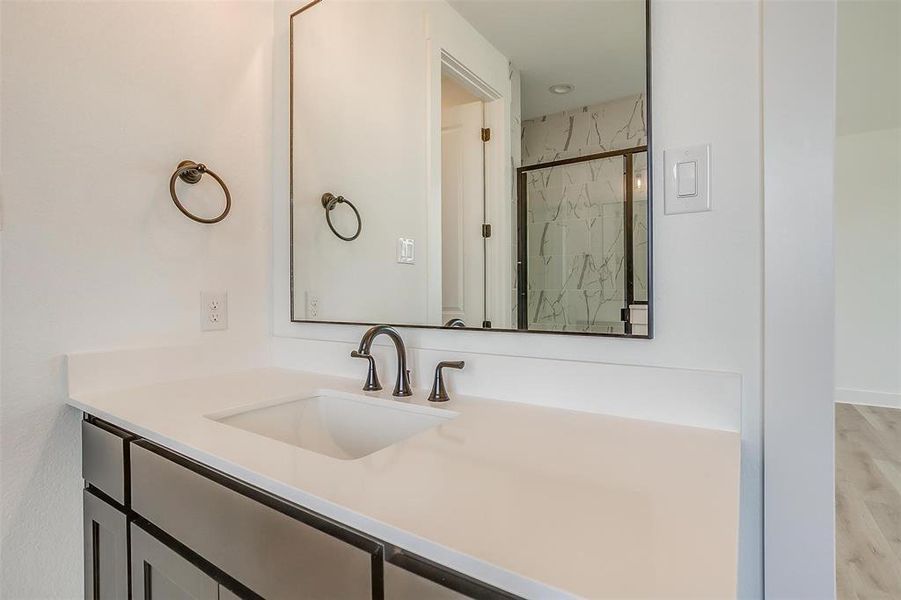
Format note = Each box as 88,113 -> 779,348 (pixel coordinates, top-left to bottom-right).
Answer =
441,100 -> 485,327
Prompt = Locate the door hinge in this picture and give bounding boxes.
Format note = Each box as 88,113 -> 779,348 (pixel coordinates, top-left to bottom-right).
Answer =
482,320 -> 492,328
481,127 -> 491,142
481,223 -> 492,238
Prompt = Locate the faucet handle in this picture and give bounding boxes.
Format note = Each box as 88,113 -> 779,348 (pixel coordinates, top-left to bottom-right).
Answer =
428,361 -> 465,402
351,351 -> 382,391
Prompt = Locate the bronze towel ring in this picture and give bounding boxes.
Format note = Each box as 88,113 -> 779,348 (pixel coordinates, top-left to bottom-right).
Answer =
169,160 -> 231,224
321,192 -> 362,241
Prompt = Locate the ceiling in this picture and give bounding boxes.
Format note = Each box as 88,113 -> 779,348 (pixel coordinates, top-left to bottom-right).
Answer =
449,0 -> 647,120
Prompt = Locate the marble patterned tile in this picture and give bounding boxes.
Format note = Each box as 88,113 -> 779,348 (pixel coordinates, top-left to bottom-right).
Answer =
527,222 -> 564,257
563,220 -> 590,256
543,255 -> 565,290
632,199 -> 649,302
527,257 -> 546,291
631,152 -> 650,302
522,94 -> 647,167
520,94 -> 647,333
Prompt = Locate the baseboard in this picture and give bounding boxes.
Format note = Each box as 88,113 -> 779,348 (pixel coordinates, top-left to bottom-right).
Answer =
835,388 -> 901,410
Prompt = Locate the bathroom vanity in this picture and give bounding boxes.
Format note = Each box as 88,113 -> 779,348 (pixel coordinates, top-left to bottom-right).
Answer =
68,1 -> 742,596
70,367 -> 740,599
82,416 -> 483,600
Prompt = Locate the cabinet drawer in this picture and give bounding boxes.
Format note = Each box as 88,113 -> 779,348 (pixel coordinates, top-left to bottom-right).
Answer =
385,549 -> 519,600
130,441 -> 376,600
82,419 -> 132,505
384,564 -> 468,600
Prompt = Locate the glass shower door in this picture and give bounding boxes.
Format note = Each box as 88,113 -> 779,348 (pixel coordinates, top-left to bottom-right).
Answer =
519,154 -> 629,334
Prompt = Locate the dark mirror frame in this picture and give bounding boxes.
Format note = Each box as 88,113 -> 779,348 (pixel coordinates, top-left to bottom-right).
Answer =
289,0 -> 653,339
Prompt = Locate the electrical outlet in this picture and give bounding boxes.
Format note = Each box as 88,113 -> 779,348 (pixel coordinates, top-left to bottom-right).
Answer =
201,291 -> 228,331
306,292 -> 320,318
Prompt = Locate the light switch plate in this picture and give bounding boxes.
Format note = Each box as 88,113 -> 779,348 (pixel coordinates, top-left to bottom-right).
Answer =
664,144 -> 711,214
397,238 -> 415,264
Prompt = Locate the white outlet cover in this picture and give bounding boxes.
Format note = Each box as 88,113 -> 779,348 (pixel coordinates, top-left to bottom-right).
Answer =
201,291 -> 228,331
664,144 -> 711,215
306,291 -> 320,318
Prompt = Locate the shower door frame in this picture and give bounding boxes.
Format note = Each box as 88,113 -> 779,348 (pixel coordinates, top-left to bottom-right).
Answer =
516,144 -> 649,334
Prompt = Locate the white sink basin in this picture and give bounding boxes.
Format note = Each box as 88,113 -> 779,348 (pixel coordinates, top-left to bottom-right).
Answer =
208,392 -> 458,460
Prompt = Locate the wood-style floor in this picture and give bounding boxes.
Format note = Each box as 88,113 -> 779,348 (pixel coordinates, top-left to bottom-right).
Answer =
836,402 -> 901,599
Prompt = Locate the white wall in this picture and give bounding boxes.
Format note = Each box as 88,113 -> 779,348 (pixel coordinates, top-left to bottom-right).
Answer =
291,1 -> 433,325
0,2 -> 274,596
0,0 -> 795,595
275,1 -> 764,595
835,0 -> 901,409
290,0 -> 509,326
762,0 -> 837,596
835,127 -> 901,408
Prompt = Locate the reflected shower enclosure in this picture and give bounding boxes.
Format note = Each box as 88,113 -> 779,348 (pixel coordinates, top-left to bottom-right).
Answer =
516,96 -> 649,335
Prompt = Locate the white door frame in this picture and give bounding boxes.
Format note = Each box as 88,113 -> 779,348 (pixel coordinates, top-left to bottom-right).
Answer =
426,41 -> 512,328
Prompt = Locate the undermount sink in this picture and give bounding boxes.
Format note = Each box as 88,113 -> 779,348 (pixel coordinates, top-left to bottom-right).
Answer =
208,392 -> 458,460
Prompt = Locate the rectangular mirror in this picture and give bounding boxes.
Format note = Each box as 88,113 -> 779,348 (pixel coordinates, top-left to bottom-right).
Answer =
290,0 -> 651,337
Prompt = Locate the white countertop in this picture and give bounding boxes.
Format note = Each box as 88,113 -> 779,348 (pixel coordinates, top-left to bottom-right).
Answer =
68,367 -> 740,599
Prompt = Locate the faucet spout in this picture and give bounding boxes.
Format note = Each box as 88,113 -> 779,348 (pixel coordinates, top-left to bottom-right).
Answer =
354,325 -> 412,397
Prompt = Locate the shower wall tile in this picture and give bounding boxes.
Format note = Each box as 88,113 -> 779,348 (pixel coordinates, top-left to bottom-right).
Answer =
527,257 -> 546,291
544,255 -> 565,290
632,152 -> 650,302
633,199 -> 649,302
520,94 -> 647,333
522,94 -> 647,167
563,220 -> 590,256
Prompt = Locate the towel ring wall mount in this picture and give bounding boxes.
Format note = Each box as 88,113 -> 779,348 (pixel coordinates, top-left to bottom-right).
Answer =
169,160 -> 231,224
321,192 -> 361,241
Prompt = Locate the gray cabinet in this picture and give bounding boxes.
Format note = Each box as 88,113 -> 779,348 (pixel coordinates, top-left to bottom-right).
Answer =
130,523 -> 218,600
82,419 -> 131,505
83,489 -> 129,600
130,441 -> 374,599
384,563 -> 468,600
217,586 -> 243,600
79,416 -> 517,600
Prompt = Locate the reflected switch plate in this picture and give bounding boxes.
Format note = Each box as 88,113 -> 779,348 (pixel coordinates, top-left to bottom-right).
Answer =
397,238 -> 415,264
665,144 -> 710,214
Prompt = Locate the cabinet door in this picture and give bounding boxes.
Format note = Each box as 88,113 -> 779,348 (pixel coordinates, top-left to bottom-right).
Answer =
130,442 -> 374,599
384,564 -> 468,600
84,489 -> 129,600
130,523 -> 218,600
218,586 -> 243,600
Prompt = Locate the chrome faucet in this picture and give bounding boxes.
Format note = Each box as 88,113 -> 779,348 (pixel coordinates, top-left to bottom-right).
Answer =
351,325 -> 412,397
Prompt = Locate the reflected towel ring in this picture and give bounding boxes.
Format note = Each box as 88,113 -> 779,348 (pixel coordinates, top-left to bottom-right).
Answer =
321,192 -> 362,241
169,160 -> 231,224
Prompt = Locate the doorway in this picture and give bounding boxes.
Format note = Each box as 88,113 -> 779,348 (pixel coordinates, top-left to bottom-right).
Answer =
833,0 -> 901,596
440,75 -> 486,328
